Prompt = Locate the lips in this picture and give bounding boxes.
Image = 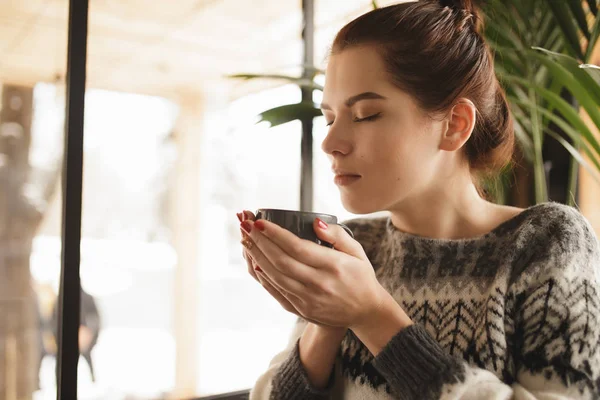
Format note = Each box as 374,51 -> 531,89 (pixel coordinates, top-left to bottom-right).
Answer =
334,174 -> 361,181
333,174 -> 361,186
332,168 -> 361,177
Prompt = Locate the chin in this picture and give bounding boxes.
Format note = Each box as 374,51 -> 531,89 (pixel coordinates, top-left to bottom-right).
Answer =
340,195 -> 382,215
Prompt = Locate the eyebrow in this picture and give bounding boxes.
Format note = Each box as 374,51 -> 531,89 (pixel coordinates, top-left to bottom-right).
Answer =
320,92 -> 387,111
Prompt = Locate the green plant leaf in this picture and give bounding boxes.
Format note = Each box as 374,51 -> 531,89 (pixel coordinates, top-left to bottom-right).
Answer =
567,0 -> 591,40
581,63 -> 600,85
485,18 -> 527,52
527,85 -> 548,204
587,10 -> 600,60
256,102 -> 323,128
530,47 -> 600,109
545,0 -> 585,59
505,0 -> 531,33
511,113 -> 535,162
537,108 -> 600,173
227,74 -> 324,91
536,11 -> 562,50
544,127 -> 600,186
493,48 -> 528,77
548,28 -> 565,53
516,0 -> 537,24
484,0 -> 529,37
539,75 -> 565,125
581,63 -> 600,70
508,92 -> 600,158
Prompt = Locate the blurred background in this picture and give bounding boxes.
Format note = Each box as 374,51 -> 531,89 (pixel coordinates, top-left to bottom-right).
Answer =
0,0 -> 599,399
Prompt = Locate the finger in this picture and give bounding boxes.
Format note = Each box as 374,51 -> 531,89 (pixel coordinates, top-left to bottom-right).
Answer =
251,254 -> 306,305
241,229 -> 259,282
251,219 -> 342,269
244,249 -> 259,283
313,218 -> 366,259
236,210 -> 256,223
255,261 -> 305,301
247,247 -> 290,295
257,272 -> 328,327
240,230 -> 308,295
242,210 -> 256,221
241,221 -> 317,287
256,271 -> 301,315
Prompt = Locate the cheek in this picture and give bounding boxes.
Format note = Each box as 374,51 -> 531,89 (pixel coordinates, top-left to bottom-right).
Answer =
339,119 -> 437,208
371,125 -> 425,169
368,127 -> 435,187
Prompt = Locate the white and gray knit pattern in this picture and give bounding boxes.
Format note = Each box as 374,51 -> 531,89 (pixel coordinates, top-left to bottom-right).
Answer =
249,202 -> 600,400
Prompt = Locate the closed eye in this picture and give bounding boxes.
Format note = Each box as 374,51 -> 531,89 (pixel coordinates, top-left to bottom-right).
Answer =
325,112 -> 382,127
353,113 -> 382,123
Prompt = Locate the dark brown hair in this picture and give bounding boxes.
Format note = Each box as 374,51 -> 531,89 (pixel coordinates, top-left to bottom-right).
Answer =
331,0 -> 514,192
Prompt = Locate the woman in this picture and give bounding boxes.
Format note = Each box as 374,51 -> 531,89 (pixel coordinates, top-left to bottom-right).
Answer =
237,0 -> 600,399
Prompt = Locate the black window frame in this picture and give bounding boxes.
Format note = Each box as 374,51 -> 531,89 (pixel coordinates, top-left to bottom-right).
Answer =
55,0 -> 314,399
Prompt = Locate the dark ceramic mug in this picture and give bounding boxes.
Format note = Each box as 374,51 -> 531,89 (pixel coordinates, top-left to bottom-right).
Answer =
255,208 -> 354,248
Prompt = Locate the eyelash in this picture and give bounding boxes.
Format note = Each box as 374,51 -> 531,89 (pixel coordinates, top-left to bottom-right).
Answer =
326,112 -> 382,127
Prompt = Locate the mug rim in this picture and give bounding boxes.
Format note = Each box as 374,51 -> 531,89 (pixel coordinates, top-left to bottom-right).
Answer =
255,208 -> 337,219
254,208 -> 353,241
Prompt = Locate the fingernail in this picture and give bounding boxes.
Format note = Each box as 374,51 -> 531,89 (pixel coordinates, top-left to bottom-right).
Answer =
317,218 -> 328,230
236,213 -> 243,223
241,211 -> 248,221
241,221 -> 252,234
254,220 -> 265,232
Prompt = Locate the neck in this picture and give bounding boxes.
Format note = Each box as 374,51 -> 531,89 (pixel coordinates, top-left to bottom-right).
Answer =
387,174 -> 497,240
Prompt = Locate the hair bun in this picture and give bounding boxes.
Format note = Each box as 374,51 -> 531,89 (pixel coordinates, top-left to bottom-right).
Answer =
439,0 -> 474,11
439,0 -> 483,34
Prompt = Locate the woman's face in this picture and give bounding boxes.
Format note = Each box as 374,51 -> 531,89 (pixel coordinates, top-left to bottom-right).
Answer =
321,45 -> 450,215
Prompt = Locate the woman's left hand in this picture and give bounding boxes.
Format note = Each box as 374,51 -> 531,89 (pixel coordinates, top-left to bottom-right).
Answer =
239,214 -> 388,330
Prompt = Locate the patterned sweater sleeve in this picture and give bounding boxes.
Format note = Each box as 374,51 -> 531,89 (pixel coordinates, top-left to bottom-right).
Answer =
249,317 -> 336,400
371,207 -> 600,400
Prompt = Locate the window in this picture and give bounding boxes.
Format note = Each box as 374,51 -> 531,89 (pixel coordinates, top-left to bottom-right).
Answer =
198,84 -> 302,395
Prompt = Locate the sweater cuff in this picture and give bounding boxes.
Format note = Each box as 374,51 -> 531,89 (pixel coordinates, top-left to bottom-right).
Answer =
270,338 -> 335,400
372,324 -> 465,400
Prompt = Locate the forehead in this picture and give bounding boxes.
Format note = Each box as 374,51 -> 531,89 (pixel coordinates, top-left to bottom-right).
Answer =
323,46 -> 391,98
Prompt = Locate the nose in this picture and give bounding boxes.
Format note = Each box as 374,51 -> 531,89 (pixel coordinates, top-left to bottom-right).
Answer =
320,122 -> 353,157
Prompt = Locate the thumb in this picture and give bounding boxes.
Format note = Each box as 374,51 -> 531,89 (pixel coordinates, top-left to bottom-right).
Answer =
313,218 -> 365,259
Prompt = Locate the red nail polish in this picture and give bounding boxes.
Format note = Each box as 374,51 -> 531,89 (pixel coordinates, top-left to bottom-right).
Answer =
317,218 -> 328,230
241,221 -> 252,234
236,213 -> 243,223
254,220 -> 265,232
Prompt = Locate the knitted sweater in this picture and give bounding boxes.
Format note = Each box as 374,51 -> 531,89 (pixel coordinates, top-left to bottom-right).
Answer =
249,202 -> 600,400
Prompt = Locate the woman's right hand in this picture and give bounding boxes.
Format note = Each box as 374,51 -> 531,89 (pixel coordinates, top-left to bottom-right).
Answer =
237,210 -> 347,335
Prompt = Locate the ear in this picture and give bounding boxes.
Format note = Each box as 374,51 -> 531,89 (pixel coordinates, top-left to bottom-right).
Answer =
439,99 -> 476,152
